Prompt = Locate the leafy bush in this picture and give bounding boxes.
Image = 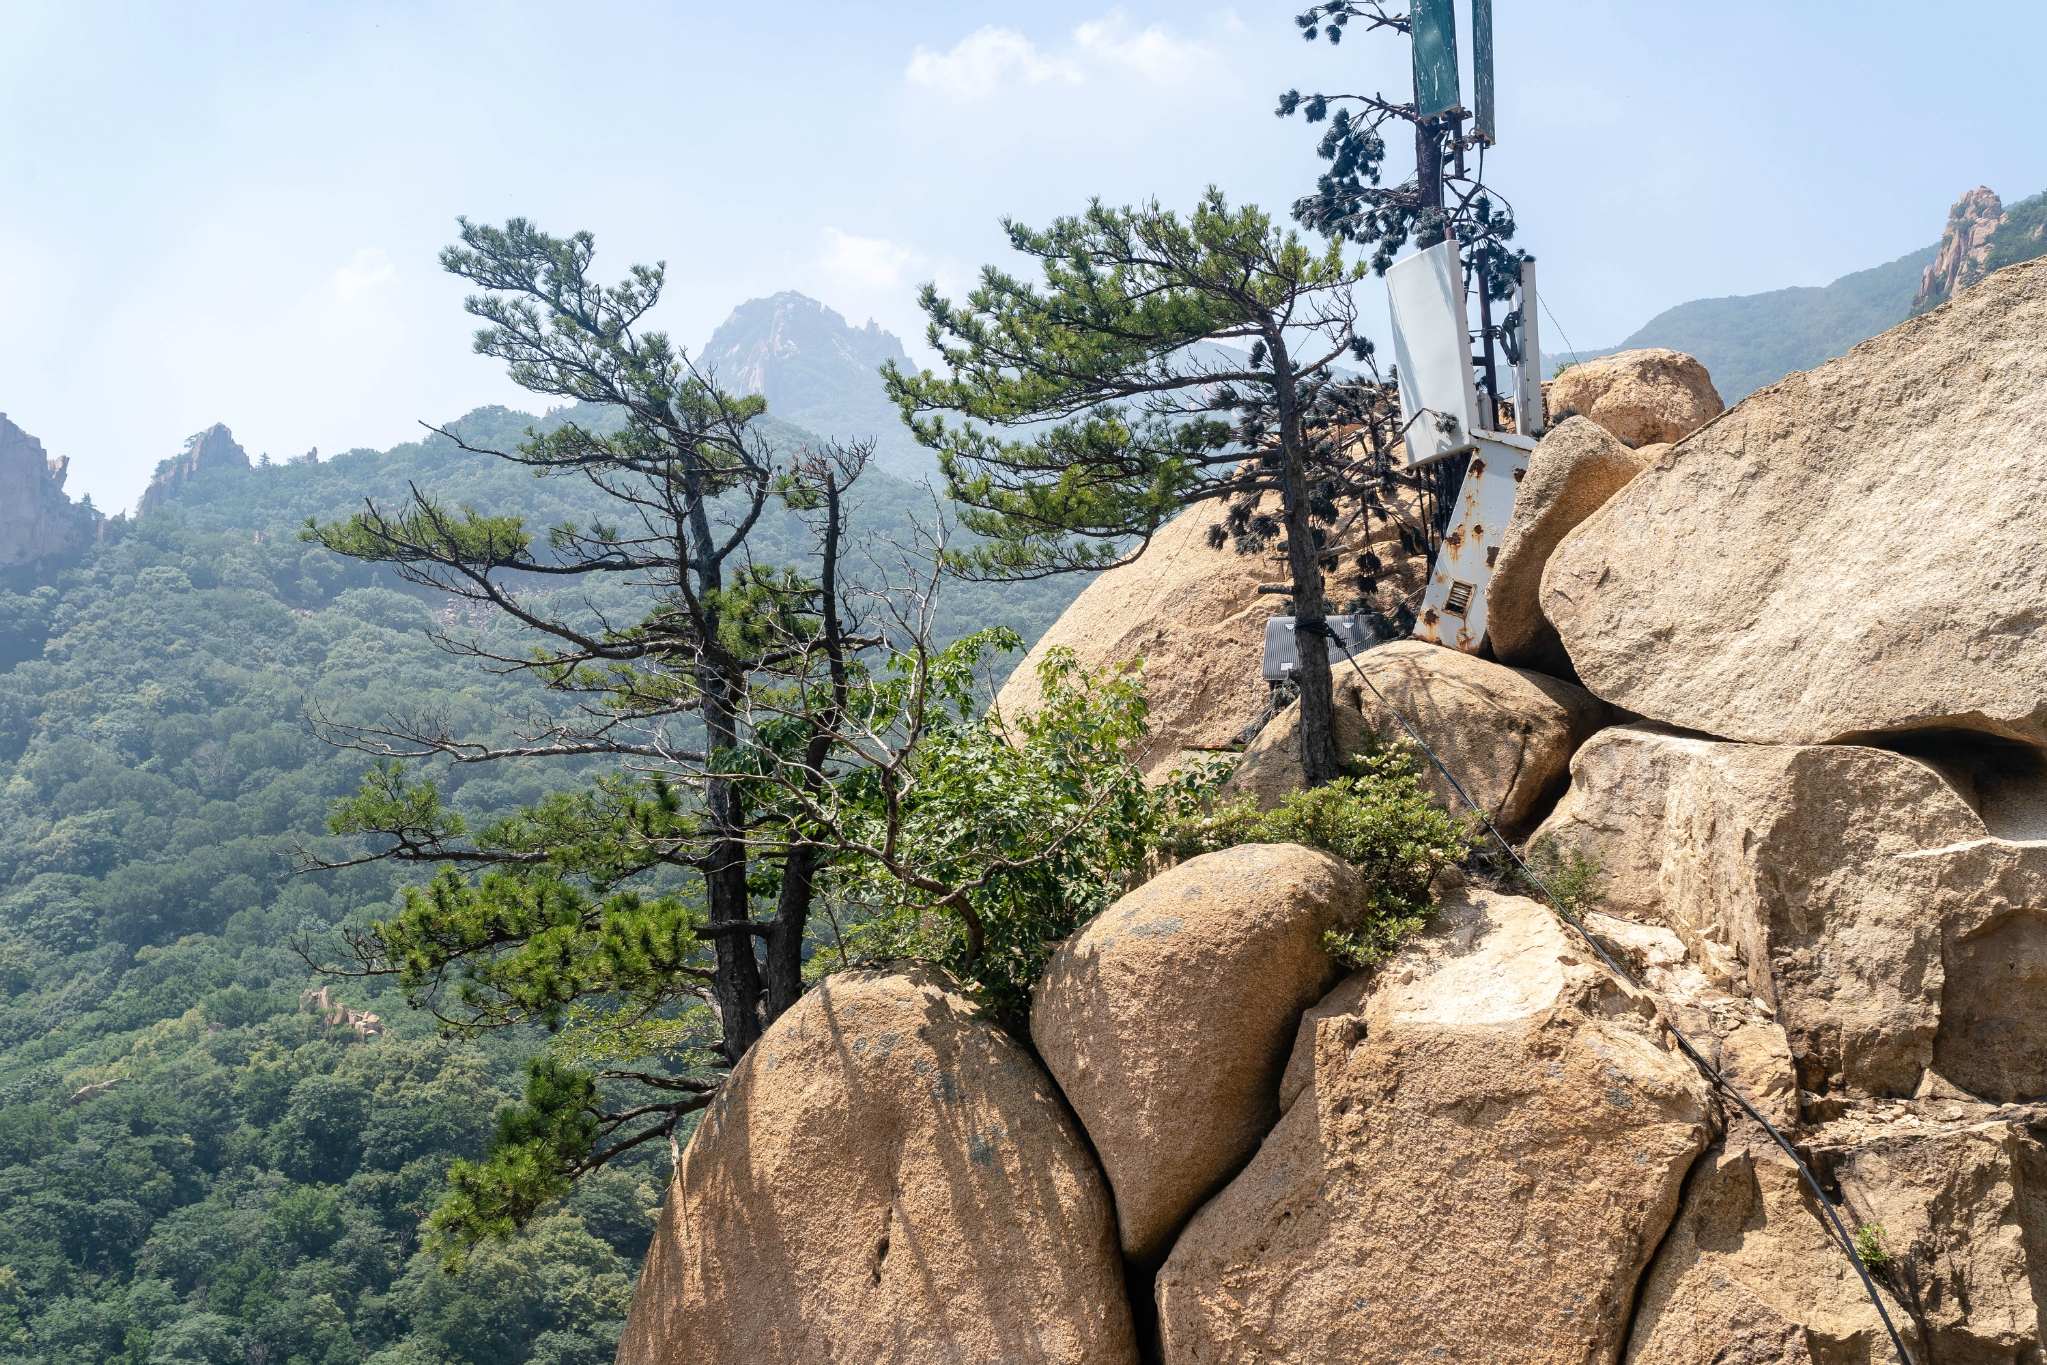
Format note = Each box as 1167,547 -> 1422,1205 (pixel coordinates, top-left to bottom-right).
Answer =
827,643 -> 1228,1025
1166,740 -> 1477,970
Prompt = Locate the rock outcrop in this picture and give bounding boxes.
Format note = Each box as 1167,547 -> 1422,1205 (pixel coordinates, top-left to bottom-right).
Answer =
616,252 -> 2047,1360
1827,1116 -> 2047,1361
1485,416 -> 1645,675
1157,886 -> 1714,1365
1662,743 -> 1991,1099
1625,1139 -> 1914,1363
619,964 -> 1136,1365
138,423 -> 250,516
0,414 -> 94,567
1227,640 -> 1605,834
1533,723 -> 2047,1104
1545,348 -> 1725,447
67,1077 -> 129,1106
1543,257 -> 2047,749
1913,185 -> 2005,312
995,503 -> 1285,777
1532,723 -> 1723,922
299,985 -> 384,1041
1030,844 -> 1366,1262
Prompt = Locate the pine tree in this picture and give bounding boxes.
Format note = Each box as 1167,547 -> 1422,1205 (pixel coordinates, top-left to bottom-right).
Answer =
886,191 -> 1394,785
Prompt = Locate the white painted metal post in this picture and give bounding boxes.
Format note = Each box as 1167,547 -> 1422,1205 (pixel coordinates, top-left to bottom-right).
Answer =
1412,433 -> 1533,654
1515,258 -> 1544,437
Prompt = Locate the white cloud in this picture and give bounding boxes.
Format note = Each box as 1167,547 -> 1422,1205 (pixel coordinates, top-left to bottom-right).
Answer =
331,246 -> 396,300
905,26 -> 1084,100
904,14 -> 1221,103
1072,15 -> 1217,80
819,227 -> 923,287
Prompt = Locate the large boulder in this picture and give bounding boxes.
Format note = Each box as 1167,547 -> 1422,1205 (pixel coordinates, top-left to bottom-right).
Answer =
1485,416 -> 1646,674
994,501 -> 1283,777
1545,348 -> 1725,447
1830,1118 -> 2047,1361
1529,722 -> 1724,924
1226,640 -> 1606,834
1157,886 -> 1713,1365
1659,742 -> 2046,1100
1543,258 -> 2047,749
996,491 -> 1434,778
619,964 -> 1136,1365
1913,834 -> 2047,1102
1535,724 -> 2047,1103
1214,693 -> 1371,810
1030,844 -> 1365,1262
1625,1140 -> 1915,1364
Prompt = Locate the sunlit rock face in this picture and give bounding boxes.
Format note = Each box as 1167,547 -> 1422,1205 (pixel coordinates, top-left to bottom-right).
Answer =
0,413 -> 92,567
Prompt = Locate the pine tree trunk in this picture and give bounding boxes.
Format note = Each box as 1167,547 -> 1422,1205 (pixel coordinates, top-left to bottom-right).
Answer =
703,680 -> 765,1065
1271,337 -> 1343,787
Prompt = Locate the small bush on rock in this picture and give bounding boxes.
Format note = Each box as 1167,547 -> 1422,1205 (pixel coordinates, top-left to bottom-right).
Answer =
1166,742 -> 1477,969
1517,834 -> 1606,922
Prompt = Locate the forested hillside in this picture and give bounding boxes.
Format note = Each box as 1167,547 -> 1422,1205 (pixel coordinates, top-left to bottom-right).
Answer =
1555,188 -> 2047,403
0,402 -> 1086,1365
1602,244 -> 1938,402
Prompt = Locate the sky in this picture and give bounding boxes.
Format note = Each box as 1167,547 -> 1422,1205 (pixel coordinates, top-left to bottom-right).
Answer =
2,1 -> 2044,512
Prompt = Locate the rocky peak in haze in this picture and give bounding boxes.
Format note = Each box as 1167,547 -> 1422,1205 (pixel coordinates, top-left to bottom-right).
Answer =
1914,186 -> 2006,311
0,413 -> 95,568
698,292 -> 931,479
139,422 -> 251,515
702,291 -> 908,392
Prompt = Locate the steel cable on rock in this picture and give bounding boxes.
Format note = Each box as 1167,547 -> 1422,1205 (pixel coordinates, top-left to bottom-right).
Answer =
1292,621 -> 1914,1365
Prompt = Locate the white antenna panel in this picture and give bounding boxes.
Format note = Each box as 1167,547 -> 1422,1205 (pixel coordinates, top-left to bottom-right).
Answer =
1387,239 -> 1480,468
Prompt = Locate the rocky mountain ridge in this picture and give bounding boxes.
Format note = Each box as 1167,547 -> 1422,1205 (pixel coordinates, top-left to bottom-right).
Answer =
1576,184 -> 2047,404
621,253 -> 2047,1362
136,422 -> 252,515
1912,185 -> 2009,312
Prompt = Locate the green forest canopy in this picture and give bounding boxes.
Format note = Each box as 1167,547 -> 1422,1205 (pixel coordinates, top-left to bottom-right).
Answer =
0,403 -> 1087,1365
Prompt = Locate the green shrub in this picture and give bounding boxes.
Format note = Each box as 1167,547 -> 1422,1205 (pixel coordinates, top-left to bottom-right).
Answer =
828,644 -> 1230,1026
1516,834 -> 1606,922
1166,741 -> 1477,970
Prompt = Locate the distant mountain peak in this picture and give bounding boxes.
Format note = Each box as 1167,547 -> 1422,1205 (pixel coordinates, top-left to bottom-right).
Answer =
702,292 -> 909,398
698,291 -> 930,479
1914,187 -> 2005,312
140,423 -> 250,515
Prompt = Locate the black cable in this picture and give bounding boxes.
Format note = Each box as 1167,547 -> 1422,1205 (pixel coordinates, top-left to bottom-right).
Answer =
1294,621 -> 1914,1364
1540,295 -> 1582,372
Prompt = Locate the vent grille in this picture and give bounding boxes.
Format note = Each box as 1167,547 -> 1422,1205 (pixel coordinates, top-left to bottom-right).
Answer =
1444,580 -> 1476,617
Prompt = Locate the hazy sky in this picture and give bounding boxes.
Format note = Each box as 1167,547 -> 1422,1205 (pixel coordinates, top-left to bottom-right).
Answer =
3,1 -> 2043,511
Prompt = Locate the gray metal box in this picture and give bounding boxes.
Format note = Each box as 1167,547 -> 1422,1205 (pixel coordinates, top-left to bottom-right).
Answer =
1262,615 -> 1382,683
